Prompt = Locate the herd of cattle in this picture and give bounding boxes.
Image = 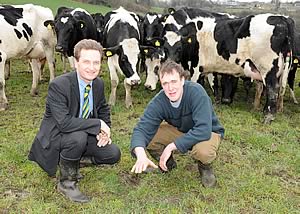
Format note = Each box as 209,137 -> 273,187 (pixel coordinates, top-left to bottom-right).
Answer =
0,4 -> 299,124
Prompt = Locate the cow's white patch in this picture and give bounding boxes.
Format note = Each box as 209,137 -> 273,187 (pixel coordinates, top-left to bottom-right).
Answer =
106,7 -> 139,37
165,31 -> 180,46
120,38 -> 140,81
145,58 -> 160,90
146,14 -> 157,25
60,17 -> 69,24
164,15 -> 182,30
71,8 -> 89,16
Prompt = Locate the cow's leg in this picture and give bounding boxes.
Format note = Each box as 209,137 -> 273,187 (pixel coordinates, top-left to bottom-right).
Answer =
108,61 -> 119,106
287,65 -> 298,104
68,56 -> 75,71
4,60 -> 10,80
44,47 -> 55,81
124,79 -> 132,108
263,69 -> 279,124
242,77 -> 253,103
254,81 -> 264,110
30,59 -> 40,96
0,53 -> 8,110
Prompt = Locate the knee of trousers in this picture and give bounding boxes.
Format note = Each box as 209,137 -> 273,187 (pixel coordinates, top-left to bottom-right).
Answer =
191,148 -> 217,165
94,144 -> 121,165
67,131 -> 88,153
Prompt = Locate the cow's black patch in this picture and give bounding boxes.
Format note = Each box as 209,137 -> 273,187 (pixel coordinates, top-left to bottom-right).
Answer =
235,58 -> 240,65
0,40 -> 1,43
267,16 -> 294,55
0,6 -> 23,26
14,29 -> 22,39
214,16 -> 253,61
22,23 -> 33,37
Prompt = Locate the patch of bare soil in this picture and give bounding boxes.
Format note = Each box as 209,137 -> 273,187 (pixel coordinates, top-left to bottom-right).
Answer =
2,188 -> 29,199
118,170 -> 140,187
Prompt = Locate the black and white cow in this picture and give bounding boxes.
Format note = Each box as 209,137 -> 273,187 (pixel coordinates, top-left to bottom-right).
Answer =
91,12 -> 105,44
145,7 -> 233,93
181,13 -> 294,123
0,4 -> 56,110
102,7 -> 141,108
45,7 -> 98,72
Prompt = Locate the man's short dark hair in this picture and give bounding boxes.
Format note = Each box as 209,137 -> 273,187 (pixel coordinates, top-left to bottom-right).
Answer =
74,39 -> 103,61
159,60 -> 189,79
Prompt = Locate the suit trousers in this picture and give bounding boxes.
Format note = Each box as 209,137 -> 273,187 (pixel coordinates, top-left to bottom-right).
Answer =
60,131 -> 121,165
147,123 -> 221,164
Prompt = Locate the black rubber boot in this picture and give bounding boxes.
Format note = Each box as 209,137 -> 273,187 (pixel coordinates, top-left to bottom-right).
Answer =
147,144 -> 177,172
197,162 -> 216,188
79,156 -> 95,168
57,158 -> 90,203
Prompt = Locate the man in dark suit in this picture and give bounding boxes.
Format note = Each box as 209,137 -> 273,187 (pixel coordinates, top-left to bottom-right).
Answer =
28,39 -> 121,203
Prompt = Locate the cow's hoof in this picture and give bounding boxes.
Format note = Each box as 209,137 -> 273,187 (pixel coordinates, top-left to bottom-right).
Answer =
30,89 -> 39,96
0,102 -> 9,111
263,113 -> 275,124
125,103 -> 133,109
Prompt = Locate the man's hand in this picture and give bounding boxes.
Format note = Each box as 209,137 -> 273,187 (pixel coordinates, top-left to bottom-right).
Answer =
100,119 -> 110,138
159,143 -> 177,172
131,147 -> 158,173
96,132 -> 111,147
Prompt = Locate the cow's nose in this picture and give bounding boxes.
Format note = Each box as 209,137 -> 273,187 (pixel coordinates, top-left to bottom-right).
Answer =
145,84 -> 155,91
131,80 -> 140,86
221,98 -> 232,105
55,45 -> 63,52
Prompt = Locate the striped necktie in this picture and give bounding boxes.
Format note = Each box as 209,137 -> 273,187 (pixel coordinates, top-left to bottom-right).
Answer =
82,84 -> 91,119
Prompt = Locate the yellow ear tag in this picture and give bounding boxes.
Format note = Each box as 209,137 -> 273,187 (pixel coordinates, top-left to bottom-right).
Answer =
294,58 -> 298,63
155,40 -> 160,47
187,38 -> 192,43
47,24 -> 52,30
80,23 -> 84,28
144,49 -> 148,54
106,51 -> 112,57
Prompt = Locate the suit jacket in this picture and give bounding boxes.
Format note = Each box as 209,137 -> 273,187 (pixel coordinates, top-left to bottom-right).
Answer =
28,71 -> 110,176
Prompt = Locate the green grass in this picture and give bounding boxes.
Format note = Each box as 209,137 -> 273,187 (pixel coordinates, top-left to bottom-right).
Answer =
0,1 -> 299,212
0,53 -> 299,213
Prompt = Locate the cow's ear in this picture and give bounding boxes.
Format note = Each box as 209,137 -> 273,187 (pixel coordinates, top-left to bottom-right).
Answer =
103,45 -> 119,58
140,46 -> 156,58
44,20 -> 54,30
77,20 -> 85,29
168,8 -> 176,14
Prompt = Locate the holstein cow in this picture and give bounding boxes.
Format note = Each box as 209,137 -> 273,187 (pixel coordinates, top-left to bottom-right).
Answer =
139,12 -> 167,90
0,4 -> 56,110
181,13 -> 294,124
161,7 -> 234,97
45,7 -> 98,72
91,12 -> 105,44
102,7 -> 141,108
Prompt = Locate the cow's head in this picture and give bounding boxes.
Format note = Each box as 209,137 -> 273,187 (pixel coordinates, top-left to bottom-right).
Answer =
140,45 -> 165,91
142,12 -> 164,43
51,14 -> 87,56
163,27 -> 182,63
104,38 -> 141,86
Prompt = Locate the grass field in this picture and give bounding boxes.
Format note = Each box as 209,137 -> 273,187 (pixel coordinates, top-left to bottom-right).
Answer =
0,53 -> 299,213
0,1 -> 299,213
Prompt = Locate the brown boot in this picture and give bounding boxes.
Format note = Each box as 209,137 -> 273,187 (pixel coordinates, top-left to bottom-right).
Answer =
58,158 -> 90,203
197,162 -> 216,188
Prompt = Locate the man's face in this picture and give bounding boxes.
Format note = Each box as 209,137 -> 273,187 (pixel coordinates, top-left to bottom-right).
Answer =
75,49 -> 101,83
160,69 -> 184,102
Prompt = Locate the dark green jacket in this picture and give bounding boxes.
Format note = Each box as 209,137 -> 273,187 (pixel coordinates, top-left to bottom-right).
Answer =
131,81 -> 224,153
